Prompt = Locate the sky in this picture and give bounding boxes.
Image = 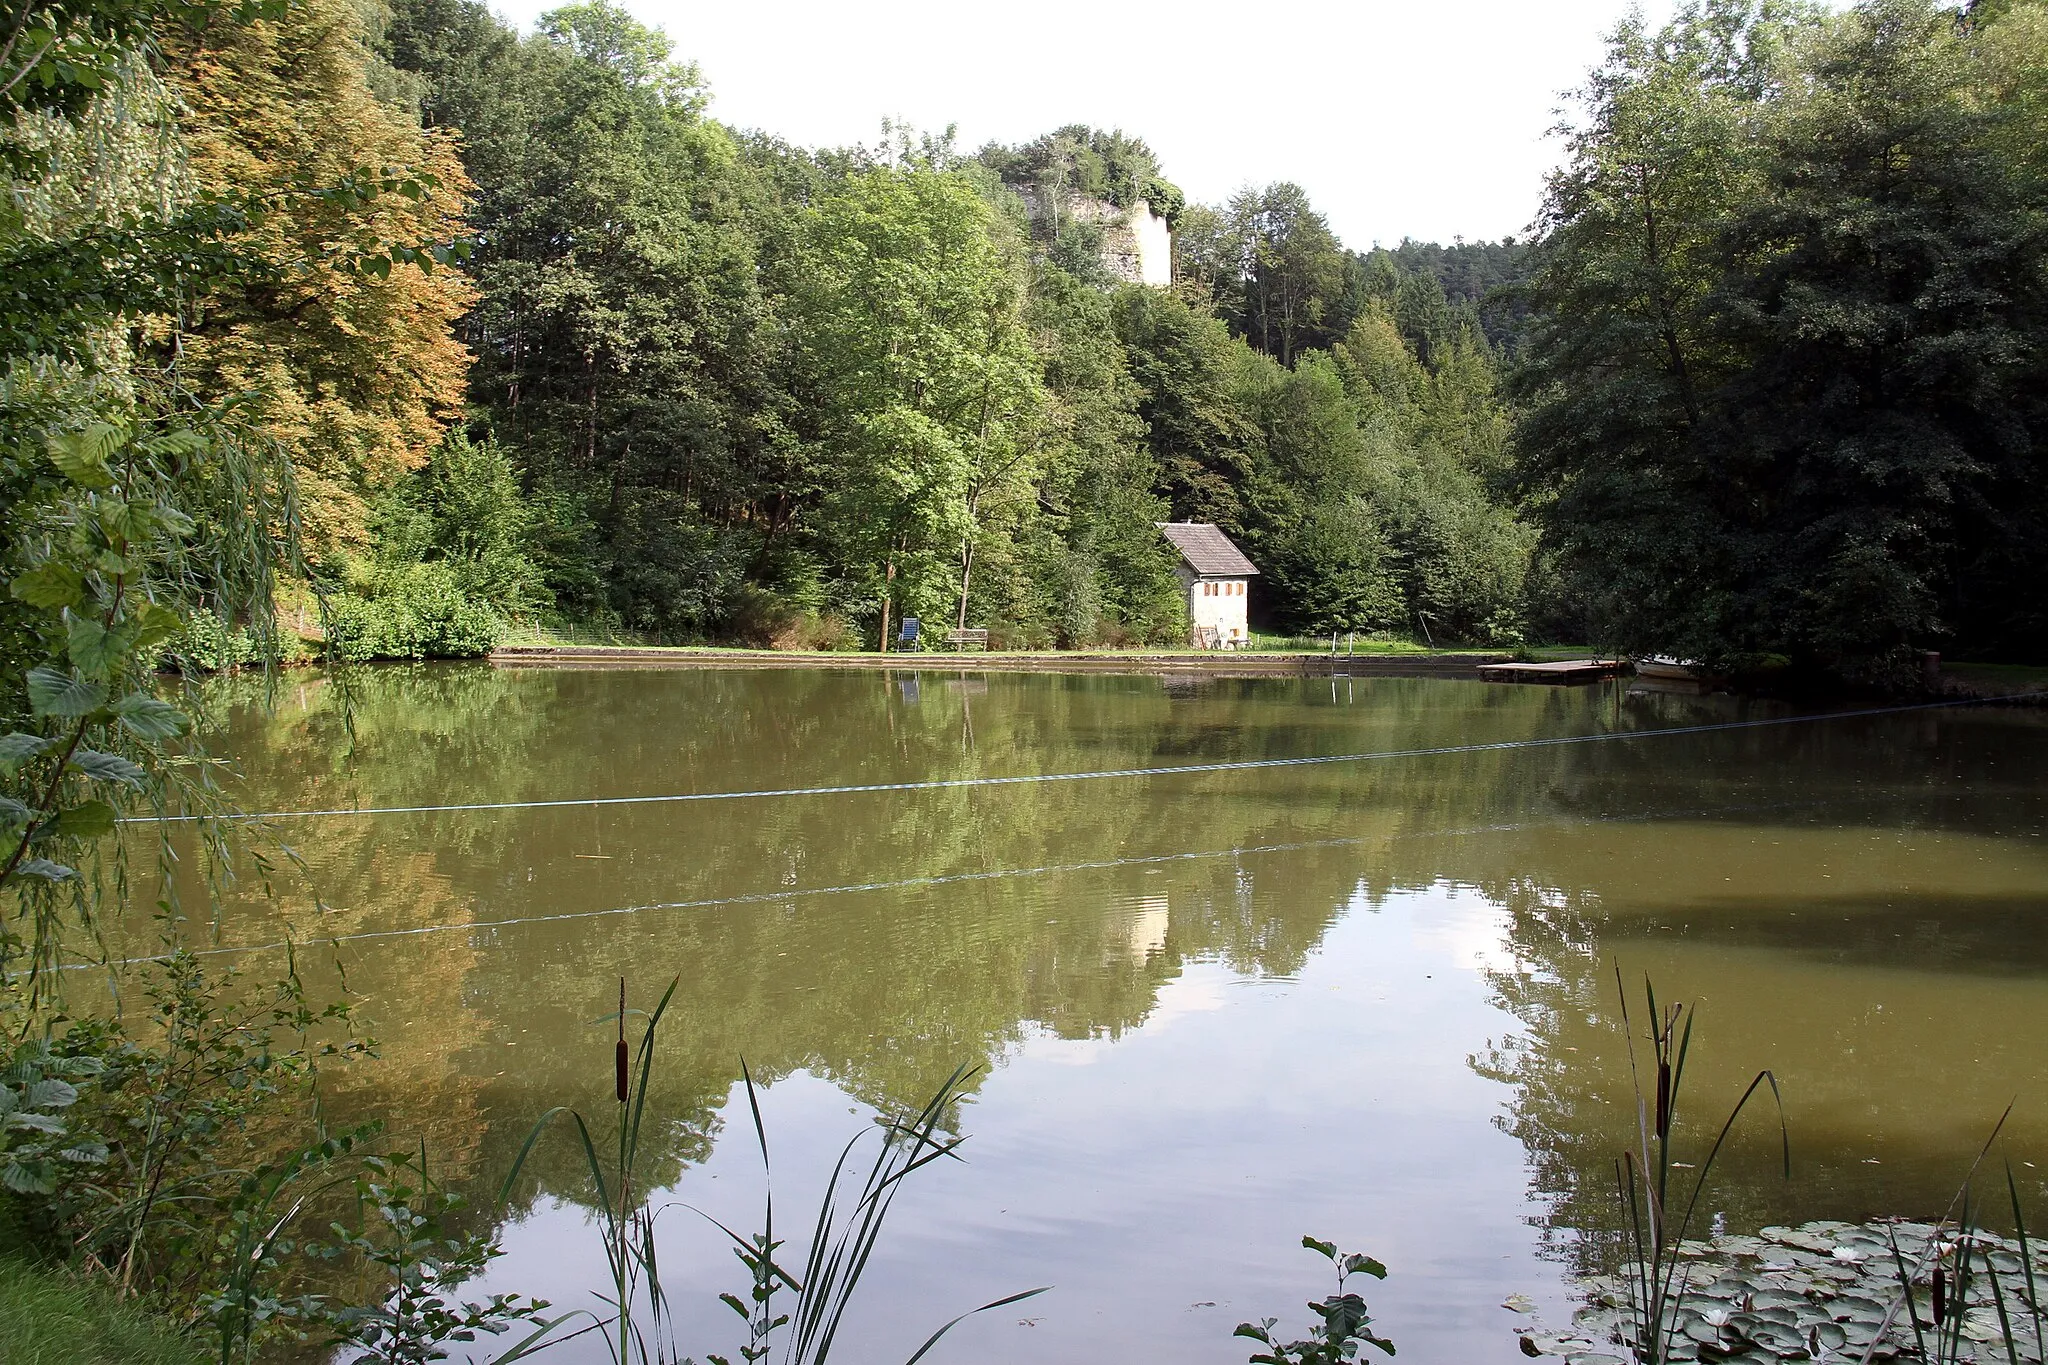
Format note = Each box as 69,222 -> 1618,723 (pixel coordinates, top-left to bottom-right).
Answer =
488,0 -> 1681,249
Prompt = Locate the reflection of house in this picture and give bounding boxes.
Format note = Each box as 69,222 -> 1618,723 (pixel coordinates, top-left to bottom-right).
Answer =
1158,522 -> 1257,649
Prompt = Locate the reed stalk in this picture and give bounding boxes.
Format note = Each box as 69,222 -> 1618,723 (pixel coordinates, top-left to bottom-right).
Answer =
500,981 -> 1045,1365
1611,972 -> 1787,1365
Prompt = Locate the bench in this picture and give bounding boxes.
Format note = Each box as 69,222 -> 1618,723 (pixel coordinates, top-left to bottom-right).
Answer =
943,628 -> 989,651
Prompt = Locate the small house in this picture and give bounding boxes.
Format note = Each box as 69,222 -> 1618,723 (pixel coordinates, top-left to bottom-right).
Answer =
1158,522 -> 1257,649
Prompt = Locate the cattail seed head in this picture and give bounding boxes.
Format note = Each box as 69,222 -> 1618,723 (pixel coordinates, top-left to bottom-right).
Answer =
616,978 -> 629,1104
1933,1266 -> 1948,1324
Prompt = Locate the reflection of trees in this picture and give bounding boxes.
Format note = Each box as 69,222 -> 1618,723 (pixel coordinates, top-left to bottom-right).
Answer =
1465,694 -> 2048,1279
152,666 -> 1623,1222
140,668 -> 2048,1255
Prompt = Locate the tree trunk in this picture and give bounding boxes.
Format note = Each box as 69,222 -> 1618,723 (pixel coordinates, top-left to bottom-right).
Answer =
956,537 -> 975,632
879,555 -> 896,652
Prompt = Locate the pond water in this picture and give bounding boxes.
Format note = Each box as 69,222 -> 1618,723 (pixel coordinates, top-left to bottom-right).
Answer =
128,664 -> 2048,1364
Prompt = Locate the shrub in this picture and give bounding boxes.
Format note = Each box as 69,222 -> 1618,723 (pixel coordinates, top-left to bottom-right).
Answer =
321,564 -> 505,662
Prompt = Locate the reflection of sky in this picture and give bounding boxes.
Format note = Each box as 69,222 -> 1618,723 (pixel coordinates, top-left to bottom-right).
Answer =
469,884 -> 1572,1365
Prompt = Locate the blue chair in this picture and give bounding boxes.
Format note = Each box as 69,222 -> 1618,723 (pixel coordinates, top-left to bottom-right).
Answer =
896,616 -> 921,649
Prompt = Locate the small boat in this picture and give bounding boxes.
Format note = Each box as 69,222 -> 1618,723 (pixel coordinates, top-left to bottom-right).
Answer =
1632,655 -> 1705,681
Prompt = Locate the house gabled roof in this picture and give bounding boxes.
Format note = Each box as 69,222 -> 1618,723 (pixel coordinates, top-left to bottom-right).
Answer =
1157,522 -> 1258,576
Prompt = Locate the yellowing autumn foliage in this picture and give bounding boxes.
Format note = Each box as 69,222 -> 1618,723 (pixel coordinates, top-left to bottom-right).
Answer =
161,0 -> 474,558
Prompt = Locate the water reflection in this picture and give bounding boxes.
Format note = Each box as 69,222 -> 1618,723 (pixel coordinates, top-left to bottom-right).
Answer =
115,666 -> 2048,1363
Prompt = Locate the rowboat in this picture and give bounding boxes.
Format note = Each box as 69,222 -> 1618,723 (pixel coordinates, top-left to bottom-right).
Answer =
1632,655 -> 1705,681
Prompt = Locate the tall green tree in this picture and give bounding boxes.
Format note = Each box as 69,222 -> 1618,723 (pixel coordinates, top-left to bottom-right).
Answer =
798,162 -> 1045,647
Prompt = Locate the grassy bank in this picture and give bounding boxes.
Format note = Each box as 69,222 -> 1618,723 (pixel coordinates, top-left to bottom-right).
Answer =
0,1259 -> 200,1365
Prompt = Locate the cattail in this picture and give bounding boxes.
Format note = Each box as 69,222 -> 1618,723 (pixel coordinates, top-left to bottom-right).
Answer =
1656,1060 -> 1672,1139
1933,1265 -> 1948,1325
615,977 -> 629,1104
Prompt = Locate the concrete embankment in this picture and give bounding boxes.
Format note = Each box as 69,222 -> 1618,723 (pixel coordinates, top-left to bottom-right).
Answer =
488,644 -> 1511,679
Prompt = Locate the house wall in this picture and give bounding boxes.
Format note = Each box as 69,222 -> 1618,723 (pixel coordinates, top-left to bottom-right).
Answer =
1183,573 -> 1248,643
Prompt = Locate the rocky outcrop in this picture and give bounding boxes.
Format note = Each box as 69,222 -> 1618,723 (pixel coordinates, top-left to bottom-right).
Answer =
1021,187 -> 1172,286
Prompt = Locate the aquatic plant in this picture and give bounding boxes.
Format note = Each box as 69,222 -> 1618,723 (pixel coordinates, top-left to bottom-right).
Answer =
1611,975 -> 1787,1365
1521,1216 -> 2048,1363
1235,1236 -> 1395,1364
502,978 -> 1044,1365
694,1061 -> 1046,1365
501,977 -> 681,1365
1865,1152 -> 2048,1365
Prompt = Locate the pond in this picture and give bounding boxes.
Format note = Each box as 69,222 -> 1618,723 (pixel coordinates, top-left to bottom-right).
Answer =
127,664 -> 2048,1364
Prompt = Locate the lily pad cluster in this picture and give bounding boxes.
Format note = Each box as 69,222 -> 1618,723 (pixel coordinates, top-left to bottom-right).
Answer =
1514,1219 -> 2048,1364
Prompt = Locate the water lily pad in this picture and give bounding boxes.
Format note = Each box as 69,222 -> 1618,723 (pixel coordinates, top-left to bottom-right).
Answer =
1962,1307 -> 2006,1343
1531,1332 -> 1591,1355
1835,1294 -> 1891,1321
1747,1321 -> 1807,1355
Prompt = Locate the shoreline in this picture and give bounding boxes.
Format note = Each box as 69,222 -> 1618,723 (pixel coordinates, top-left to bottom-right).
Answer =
486,643 -> 1516,679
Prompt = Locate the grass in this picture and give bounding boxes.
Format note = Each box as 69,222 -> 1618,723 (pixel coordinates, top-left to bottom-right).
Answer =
0,1257 -> 202,1365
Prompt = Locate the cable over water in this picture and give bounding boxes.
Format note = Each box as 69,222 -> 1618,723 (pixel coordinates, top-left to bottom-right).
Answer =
124,691 -> 2039,826
74,798 -> 1819,971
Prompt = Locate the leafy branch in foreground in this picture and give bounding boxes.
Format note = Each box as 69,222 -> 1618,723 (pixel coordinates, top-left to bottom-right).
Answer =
1236,1236 -> 1395,1364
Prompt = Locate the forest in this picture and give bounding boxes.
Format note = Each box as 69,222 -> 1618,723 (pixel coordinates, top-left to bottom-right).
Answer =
7,0 -> 2048,1358
6,0 -> 2048,714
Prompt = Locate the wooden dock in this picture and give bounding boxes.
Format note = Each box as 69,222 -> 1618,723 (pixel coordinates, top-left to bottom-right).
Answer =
1476,658 -> 1625,685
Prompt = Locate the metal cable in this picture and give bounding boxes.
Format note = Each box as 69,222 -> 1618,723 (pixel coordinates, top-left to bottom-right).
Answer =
122,692 -> 2040,826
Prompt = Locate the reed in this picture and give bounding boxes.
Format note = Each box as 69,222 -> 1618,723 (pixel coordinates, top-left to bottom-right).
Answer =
1865,1116 -> 2048,1365
500,977 -> 679,1365
1610,973 -> 1787,1365
501,979 -> 1045,1365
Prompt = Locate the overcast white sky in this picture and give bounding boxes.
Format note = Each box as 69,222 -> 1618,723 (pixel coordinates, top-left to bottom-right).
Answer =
488,0 -> 1680,248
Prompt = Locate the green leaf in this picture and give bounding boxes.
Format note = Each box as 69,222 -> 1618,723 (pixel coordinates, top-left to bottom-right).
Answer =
51,800 -> 116,839
45,423 -> 124,489
113,695 -> 188,740
2,1160 -> 58,1194
8,564 -> 84,610
24,1078 -> 77,1110
26,666 -> 106,717
69,750 -> 145,786
5,1112 -> 66,1134
130,602 -> 183,654
1303,1236 -> 1338,1260
0,797 -> 31,827
0,733 -> 53,772
67,617 -> 121,680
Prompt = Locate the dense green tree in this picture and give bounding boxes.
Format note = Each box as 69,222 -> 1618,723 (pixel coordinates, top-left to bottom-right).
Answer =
1515,0 -> 2048,680
1111,286 -> 1258,532
796,162 -> 1045,647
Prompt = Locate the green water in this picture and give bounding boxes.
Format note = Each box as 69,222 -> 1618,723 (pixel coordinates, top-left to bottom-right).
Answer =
132,664 -> 2048,1363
